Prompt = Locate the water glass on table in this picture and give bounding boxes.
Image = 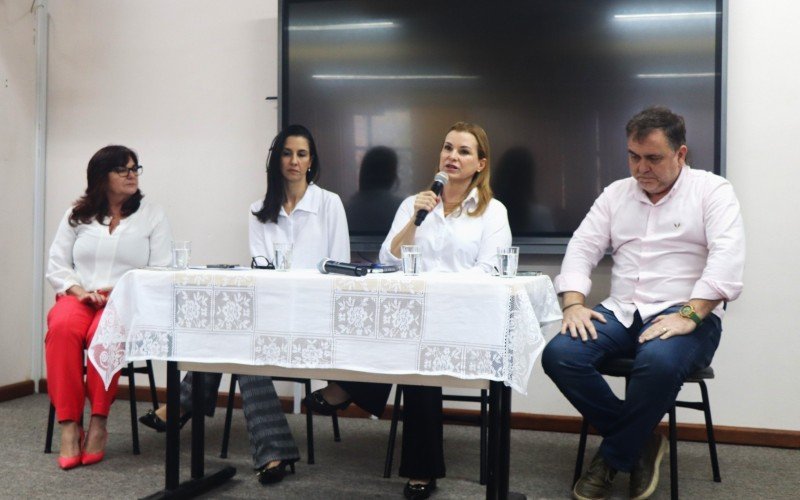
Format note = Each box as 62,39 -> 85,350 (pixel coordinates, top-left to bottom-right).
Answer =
274,243 -> 294,271
496,246 -> 519,278
172,240 -> 191,269
401,245 -> 421,276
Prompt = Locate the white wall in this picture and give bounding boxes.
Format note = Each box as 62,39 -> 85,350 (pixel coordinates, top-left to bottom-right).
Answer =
0,1 -> 36,387
5,0 -> 798,433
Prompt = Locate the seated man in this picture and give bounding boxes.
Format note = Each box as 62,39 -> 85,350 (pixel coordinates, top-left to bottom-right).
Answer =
542,106 -> 745,500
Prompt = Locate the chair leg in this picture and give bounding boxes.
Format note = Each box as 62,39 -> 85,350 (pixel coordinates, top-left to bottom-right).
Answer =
698,381 -> 721,482
669,406 -> 678,500
146,360 -> 159,411
573,418 -> 590,486
45,403 -> 56,453
479,389 -> 488,486
127,363 -> 141,455
331,412 -> 341,442
304,380 -> 315,465
383,385 -> 403,478
220,375 -> 237,459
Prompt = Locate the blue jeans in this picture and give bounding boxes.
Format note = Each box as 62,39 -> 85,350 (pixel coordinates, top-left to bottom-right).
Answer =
542,305 -> 721,472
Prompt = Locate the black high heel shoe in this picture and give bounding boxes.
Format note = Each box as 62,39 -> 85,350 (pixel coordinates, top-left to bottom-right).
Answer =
138,409 -> 192,432
404,479 -> 437,499
256,459 -> 298,485
302,389 -> 352,416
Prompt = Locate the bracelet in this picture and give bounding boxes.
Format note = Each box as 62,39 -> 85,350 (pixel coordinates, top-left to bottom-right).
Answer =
561,303 -> 584,312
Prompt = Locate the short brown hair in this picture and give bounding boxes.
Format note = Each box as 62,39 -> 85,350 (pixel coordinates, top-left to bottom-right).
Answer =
626,106 -> 686,151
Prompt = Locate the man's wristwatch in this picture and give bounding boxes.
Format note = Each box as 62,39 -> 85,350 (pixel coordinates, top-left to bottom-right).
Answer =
679,304 -> 703,326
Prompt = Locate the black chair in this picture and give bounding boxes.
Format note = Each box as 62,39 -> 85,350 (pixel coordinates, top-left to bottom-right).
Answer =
383,385 -> 489,485
45,360 -> 159,455
573,357 -> 721,500
220,374 -> 341,464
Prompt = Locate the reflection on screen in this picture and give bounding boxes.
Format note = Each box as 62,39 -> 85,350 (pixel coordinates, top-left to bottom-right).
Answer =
284,0 -> 721,239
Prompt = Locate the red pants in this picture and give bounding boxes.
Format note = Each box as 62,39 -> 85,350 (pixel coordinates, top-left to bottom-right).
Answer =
45,295 -> 121,422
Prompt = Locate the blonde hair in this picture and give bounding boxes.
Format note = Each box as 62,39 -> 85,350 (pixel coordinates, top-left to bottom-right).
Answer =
445,121 -> 493,217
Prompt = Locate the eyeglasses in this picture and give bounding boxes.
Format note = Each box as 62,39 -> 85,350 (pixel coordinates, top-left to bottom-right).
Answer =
112,165 -> 144,177
251,256 -> 275,270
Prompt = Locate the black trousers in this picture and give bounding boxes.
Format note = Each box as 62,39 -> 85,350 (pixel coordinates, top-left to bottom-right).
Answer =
338,381 -> 445,479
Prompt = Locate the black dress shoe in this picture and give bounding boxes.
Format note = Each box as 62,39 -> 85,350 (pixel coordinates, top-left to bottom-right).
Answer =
404,479 -> 437,499
255,459 -> 298,485
302,389 -> 352,416
138,409 -> 192,432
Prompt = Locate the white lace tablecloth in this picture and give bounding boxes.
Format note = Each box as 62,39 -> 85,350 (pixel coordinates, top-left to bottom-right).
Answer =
88,269 -> 562,394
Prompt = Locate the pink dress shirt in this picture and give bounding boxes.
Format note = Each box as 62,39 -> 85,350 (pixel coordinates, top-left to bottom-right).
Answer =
554,166 -> 745,327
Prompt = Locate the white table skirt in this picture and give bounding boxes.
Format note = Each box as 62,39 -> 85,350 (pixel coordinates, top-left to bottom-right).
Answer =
88,269 -> 562,394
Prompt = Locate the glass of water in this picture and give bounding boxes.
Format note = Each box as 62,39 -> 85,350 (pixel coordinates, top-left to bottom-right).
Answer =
401,245 -> 421,276
172,240 -> 191,269
496,246 -> 519,278
274,243 -> 294,271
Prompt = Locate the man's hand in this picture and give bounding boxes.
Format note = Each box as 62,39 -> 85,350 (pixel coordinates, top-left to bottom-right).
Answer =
560,304 -> 607,341
638,313 -> 696,343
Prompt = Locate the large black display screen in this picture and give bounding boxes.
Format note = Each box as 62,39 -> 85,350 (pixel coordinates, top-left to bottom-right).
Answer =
281,0 -> 723,249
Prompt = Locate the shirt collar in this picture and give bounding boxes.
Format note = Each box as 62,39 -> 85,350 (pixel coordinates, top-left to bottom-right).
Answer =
279,183 -> 321,217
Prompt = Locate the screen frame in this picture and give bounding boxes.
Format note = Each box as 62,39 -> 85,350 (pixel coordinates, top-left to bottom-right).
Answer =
278,0 -> 728,254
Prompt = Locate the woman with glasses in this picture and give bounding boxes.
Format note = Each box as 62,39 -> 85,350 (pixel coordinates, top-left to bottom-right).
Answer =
45,145 -> 172,469
141,124 -> 349,486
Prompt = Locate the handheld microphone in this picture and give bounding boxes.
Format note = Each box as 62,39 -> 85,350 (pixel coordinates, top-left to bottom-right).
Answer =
317,258 -> 369,277
414,172 -> 449,226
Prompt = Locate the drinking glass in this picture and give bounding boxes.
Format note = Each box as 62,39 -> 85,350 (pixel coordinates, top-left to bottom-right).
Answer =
401,245 -> 421,276
496,246 -> 519,278
274,243 -> 294,271
172,240 -> 191,269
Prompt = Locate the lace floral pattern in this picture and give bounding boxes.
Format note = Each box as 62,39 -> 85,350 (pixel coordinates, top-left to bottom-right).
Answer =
129,328 -> 171,358
334,295 -> 377,336
214,290 -> 254,331
254,334 -> 290,365
291,337 -> 333,367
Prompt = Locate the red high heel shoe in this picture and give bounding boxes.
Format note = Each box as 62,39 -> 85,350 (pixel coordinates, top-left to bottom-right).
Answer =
57,428 -> 84,470
81,430 -> 107,466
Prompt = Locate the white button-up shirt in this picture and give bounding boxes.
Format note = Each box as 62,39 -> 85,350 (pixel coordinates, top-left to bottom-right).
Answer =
554,166 -> 745,326
379,188 -> 512,274
47,200 -> 173,294
249,183 -> 351,268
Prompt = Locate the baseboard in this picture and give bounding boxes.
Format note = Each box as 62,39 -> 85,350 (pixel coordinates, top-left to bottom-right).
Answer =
95,383 -> 800,450
0,380 -> 35,403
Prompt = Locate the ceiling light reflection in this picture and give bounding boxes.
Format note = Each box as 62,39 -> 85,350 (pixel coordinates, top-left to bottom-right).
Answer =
288,21 -> 397,31
614,12 -> 718,21
312,74 -> 479,80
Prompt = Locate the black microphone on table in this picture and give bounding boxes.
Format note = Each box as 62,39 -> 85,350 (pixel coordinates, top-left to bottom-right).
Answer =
414,172 -> 449,226
317,258 -> 369,277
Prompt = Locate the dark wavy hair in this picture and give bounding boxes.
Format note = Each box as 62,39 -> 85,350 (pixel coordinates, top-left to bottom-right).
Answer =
252,124 -> 320,224
69,145 -> 143,227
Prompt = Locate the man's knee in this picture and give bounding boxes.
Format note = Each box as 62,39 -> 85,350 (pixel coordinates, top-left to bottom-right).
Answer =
542,335 -> 572,378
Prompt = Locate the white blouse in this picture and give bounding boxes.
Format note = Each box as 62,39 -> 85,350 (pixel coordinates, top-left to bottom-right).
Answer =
248,183 -> 351,268
379,188 -> 512,274
46,200 -> 173,294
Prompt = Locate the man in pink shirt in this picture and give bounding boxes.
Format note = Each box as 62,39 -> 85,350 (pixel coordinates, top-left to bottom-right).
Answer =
542,106 -> 745,500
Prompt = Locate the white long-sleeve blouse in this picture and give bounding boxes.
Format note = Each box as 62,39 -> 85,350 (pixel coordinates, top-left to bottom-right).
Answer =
46,200 -> 173,294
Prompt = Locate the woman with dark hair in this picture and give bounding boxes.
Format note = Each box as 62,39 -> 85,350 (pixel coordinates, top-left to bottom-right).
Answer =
306,122 -> 511,499
46,145 -> 172,469
141,125 -> 349,486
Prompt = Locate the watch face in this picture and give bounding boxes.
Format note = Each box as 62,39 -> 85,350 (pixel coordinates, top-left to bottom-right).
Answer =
680,305 -> 692,317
